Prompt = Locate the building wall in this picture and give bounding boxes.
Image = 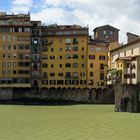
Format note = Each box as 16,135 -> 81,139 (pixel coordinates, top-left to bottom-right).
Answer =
110,41 -> 140,69
88,43 -> 108,88
41,33 -> 88,89
94,25 -> 119,43
0,14 -> 31,88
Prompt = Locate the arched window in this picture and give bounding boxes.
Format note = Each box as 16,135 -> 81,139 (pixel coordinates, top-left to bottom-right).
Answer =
42,63 -> 48,68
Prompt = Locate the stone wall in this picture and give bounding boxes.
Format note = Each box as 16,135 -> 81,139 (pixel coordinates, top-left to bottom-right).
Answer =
0,88 -> 13,100
115,84 -> 140,112
0,87 -> 114,104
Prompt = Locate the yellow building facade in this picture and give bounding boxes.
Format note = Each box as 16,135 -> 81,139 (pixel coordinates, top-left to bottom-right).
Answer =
87,42 -> 108,89
0,13 -> 31,88
41,26 -> 89,89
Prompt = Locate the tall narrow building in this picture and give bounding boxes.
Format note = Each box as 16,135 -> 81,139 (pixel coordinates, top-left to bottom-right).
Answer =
0,12 -> 31,89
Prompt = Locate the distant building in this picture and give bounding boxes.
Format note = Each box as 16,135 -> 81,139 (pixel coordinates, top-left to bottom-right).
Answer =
107,38 -> 140,85
93,24 -> 119,43
127,32 -> 139,43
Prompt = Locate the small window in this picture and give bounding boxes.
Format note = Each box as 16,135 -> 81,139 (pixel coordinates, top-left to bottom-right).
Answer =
103,30 -> 106,35
90,63 -> 93,68
89,55 -> 95,60
73,46 -> 78,51
100,64 -> 104,70
73,54 -> 78,59
90,72 -> 93,77
65,63 -> 71,68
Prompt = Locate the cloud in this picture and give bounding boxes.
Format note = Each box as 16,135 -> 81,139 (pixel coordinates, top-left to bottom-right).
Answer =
8,0 -> 140,43
11,0 -> 33,13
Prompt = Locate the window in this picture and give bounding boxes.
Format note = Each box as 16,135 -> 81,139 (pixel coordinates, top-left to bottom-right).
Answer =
58,73 -> 63,77
100,64 -> 104,70
90,72 -> 93,77
73,38 -> 78,44
33,39 -> 38,45
82,47 -> 84,51
13,70 -> 17,74
65,63 -> 71,68
73,72 -> 78,78
42,63 -> 48,68
66,46 -> 71,51
2,70 -> 5,75
7,70 -> 11,75
73,54 -> 78,59
51,48 -> 54,52
100,73 -> 104,80
59,48 -> 62,51
8,54 -> 11,58
66,54 -> 71,59
51,64 -> 54,68
2,54 -> 5,58
80,73 -> 85,77
65,80 -> 71,85
99,55 -> 105,60
66,72 -> 71,78
59,56 -> 62,59
50,56 -> 55,59
2,45 -> 5,50
13,54 -> 17,58
7,62 -> 11,67
8,35 -> 11,41
103,30 -> 106,35
89,55 -> 95,59
50,73 -> 55,77
73,46 -> 78,51
57,80 -> 64,85
82,55 -> 84,59
43,72 -> 48,78
8,45 -> 11,50
90,63 -> 93,68
73,63 -> 78,68
132,73 -> 136,78
2,62 -> 6,67
50,80 -> 56,85
13,62 -> 17,67
60,64 -> 62,68
110,31 -> 113,35
2,35 -> 6,41
82,64 -> 84,68
14,45 -> 16,50
65,39 -> 71,44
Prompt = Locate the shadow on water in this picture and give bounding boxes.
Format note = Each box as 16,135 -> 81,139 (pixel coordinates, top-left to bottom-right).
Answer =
0,98 -> 113,106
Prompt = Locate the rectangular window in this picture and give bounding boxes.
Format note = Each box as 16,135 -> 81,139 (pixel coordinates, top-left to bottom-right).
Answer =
50,73 -> 55,77
90,63 -> 93,68
89,55 -> 95,60
100,73 -> 104,80
90,72 -> 94,77
100,64 -> 104,70
2,62 -> 6,67
7,62 -> 11,67
50,80 -> 56,85
2,35 -> 6,41
65,63 -> 71,68
58,73 -> 63,77
2,54 -> 5,58
57,80 -> 64,85
13,62 -> 17,67
50,56 -> 55,59
99,55 -> 105,60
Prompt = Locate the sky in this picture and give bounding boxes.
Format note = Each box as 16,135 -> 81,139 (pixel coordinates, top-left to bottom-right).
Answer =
0,0 -> 140,43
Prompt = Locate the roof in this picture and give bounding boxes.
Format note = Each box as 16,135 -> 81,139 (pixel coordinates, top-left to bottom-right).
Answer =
93,24 -> 120,31
110,37 -> 140,52
115,56 -> 132,61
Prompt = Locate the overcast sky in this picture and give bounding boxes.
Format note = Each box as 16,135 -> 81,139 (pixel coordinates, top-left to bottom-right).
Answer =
0,0 -> 140,43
